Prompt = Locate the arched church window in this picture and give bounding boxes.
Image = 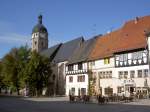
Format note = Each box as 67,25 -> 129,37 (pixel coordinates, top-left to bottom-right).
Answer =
36,33 -> 38,37
35,41 -> 37,46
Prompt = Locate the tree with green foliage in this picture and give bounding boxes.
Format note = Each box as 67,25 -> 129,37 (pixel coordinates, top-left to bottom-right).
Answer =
17,45 -> 31,88
0,61 -> 4,93
1,45 -> 53,97
2,52 -> 19,94
22,51 -> 52,96
2,45 -> 30,95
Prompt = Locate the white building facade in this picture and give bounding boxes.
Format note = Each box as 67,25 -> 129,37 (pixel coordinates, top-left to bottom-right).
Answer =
92,49 -> 150,97
65,49 -> 150,97
66,62 -> 89,96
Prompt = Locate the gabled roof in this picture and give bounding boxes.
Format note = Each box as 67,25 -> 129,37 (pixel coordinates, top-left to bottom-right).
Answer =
88,15 -> 150,60
68,37 -> 97,64
53,37 -> 84,63
40,43 -> 62,58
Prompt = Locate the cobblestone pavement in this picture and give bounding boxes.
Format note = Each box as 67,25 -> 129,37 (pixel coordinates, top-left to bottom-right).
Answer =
0,96 -> 150,112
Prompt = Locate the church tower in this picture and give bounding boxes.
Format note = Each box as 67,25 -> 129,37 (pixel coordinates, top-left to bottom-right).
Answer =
32,15 -> 48,52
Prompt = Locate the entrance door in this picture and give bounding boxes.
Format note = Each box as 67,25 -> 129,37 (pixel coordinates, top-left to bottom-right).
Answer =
130,87 -> 134,93
125,85 -> 135,97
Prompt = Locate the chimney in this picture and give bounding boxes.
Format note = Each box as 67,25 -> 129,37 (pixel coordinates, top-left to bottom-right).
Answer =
135,17 -> 139,24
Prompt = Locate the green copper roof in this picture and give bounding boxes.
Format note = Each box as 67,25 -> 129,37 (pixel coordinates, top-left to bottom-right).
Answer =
32,24 -> 47,34
32,15 -> 48,34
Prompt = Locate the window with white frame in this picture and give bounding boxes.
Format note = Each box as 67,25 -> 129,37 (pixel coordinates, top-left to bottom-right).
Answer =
130,70 -> 135,78
69,76 -> 73,83
98,72 -> 103,78
77,75 -> 85,82
124,71 -> 128,79
117,86 -> 122,93
132,51 -> 143,60
118,71 -> 123,79
109,71 -> 112,78
119,55 -> 124,62
118,54 -> 128,62
137,70 -> 142,78
144,69 -> 148,78
98,71 -> 112,79
105,87 -> 113,96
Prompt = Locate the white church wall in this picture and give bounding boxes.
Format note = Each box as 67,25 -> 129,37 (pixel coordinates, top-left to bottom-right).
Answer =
57,61 -> 68,95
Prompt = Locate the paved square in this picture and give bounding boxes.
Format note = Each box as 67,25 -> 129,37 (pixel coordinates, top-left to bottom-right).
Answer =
0,96 -> 150,112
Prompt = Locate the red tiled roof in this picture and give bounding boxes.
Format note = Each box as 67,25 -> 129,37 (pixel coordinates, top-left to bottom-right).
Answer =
88,15 -> 150,60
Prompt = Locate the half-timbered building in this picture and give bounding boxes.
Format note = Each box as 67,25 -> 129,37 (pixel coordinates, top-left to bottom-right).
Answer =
88,15 -> 150,97
65,37 -> 97,96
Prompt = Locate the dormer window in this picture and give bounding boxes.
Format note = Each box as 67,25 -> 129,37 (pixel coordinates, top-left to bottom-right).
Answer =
104,58 -> 110,64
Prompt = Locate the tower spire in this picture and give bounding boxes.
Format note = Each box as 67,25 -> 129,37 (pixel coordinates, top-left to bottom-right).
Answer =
32,14 -> 48,52
38,15 -> 42,24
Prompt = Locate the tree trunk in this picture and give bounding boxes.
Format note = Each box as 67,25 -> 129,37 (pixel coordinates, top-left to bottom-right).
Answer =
36,89 -> 38,97
17,87 -> 20,95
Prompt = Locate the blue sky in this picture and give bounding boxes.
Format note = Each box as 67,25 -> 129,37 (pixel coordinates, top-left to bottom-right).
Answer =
0,0 -> 150,58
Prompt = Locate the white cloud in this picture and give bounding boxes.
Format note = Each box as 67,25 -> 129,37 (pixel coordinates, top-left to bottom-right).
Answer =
0,20 -> 63,51
0,20 -> 31,47
0,32 -> 64,48
0,33 -> 31,46
0,20 -> 63,58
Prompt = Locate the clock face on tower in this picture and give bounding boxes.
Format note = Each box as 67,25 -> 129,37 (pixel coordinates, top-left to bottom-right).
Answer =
40,33 -> 46,38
